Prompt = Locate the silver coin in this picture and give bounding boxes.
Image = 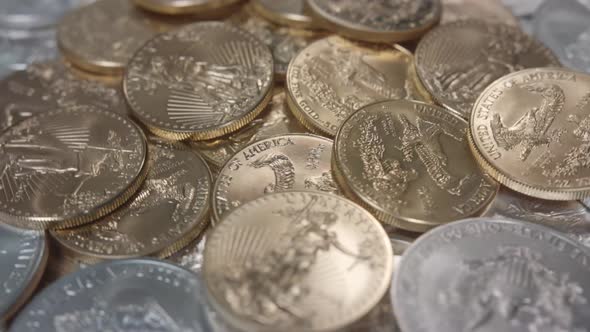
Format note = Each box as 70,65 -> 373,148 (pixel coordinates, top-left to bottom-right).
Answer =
0,0 -> 90,30
10,259 -> 216,331
0,223 -> 46,322
393,217 -> 590,332
533,0 -> 590,73
0,31 -> 57,79
168,233 -> 207,274
485,187 -> 590,248
501,0 -> 545,17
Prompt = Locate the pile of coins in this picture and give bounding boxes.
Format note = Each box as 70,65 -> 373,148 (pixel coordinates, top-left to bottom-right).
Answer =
1,0 -> 590,331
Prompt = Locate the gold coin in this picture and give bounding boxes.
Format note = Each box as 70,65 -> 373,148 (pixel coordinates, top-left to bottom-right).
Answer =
204,191 -> 393,332
306,0 -> 442,43
286,36 -> 432,137
57,0 -> 186,75
192,88 -> 308,169
441,0 -> 518,25
124,22 -> 274,141
415,20 -> 560,118
228,6 -> 322,81
132,0 -> 241,16
469,68 -> 590,200
333,99 -> 498,232
251,0 -> 314,29
211,133 -> 339,224
51,136 -> 212,261
0,60 -> 126,133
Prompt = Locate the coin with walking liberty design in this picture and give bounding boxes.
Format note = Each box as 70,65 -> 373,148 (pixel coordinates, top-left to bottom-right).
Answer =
125,21 -> 274,141
469,68 -> 590,200
393,218 -> 590,332
9,259 -> 218,332
51,136 -> 212,262
0,223 -> 46,322
415,20 -> 560,118
0,107 -> 148,230
205,191 -> 393,332
333,99 -> 498,232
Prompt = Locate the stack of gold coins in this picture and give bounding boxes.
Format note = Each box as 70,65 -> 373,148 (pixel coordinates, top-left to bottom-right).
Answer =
4,0 -> 590,331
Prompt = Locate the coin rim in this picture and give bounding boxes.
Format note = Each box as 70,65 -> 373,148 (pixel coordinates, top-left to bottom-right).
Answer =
251,0 -> 315,29
210,133 -> 334,225
305,0 -> 442,43
132,0 -> 242,16
0,110 -> 149,230
332,99 -> 498,232
204,190 -> 394,332
392,217 -> 590,332
123,22 -> 275,141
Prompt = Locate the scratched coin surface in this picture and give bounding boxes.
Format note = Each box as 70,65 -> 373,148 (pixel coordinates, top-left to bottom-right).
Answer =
212,134 -> 338,224
393,217 -> 590,332
415,20 -> 560,118
287,36 -> 431,137
229,10 -> 321,80
252,0 -> 314,28
485,187 -> 590,248
0,60 -> 125,132
334,100 -> 498,233
0,224 -> 46,322
306,0 -> 441,42
58,0 -> 186,75
192,88 -> 307,168
125,22 -> 274,141
469,68 -> 590,200
10,259 -> 217,332
0,107 -> 147,230
441,0 -> 518,25
132,0 -> 241,16
51,137 -> 212,261
205,191 -> 393,332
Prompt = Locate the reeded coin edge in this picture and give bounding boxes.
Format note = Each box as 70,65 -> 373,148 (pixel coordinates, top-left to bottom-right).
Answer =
0,119 -> 149,230
285,91 -> 332,136
210,133 -> 334,225
250,1 -> 315,29
204,190 -> 394,332
306,0 -> 442,43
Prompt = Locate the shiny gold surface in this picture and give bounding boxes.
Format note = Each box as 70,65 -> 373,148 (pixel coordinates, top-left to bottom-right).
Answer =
192,88 -> 308,168
251,0 -> 315,29
334,99 -> 498,232
287,36 -> 431,137
57,0 -> 187,75
204,191 -> 393,332
469,68 -> 590,200
306,0 -> 442,43
415,20 -> 560,118
132,0 -> 242,16
51,137 -> 212,262
124,22 -> 274,141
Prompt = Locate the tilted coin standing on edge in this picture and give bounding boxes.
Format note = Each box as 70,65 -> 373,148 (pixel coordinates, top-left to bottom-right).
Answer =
132,0 -> 242,16
228,7 -> 322,81
415,20 -> 560,118
0,224 -> 47,322
125,21 -> 274,141
441,0 -> 519,25
484,187 -> 590,248
57,0 -> 188,75
10,259 -> 218,332
287,36 -> 432,137
0,60 -> 126,132
192,88 -> 308,169
251,0 -> 315,29
393,218 -> 590,332
333,100 -> 498,233
50,137 -> 212,262
204,191 -> 393,332
306,0 -> 442,43
469,68 -> 590,200
0,107 -> 148,230
212,133 -> 339,225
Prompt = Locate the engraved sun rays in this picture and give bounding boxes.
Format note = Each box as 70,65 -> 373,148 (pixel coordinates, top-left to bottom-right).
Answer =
166,41 -> 267,127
